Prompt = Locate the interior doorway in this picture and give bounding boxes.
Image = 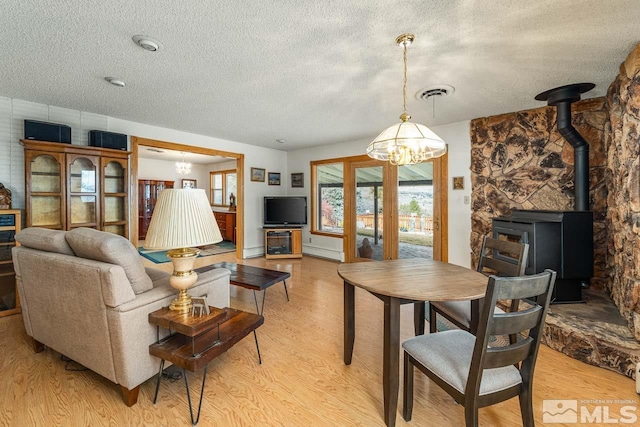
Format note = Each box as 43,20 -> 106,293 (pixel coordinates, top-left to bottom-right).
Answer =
130,136 -> 245,259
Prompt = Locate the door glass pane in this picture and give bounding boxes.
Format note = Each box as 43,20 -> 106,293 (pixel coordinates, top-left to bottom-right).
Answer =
70,195 -> 96,224
397,162 -> 434,260
103,224 -> 125,236
70,157 -> 96,193
104,196 -> 125,222
31,155 -> 61,192
317,163 -> 343,233
104,161 -> 125,193
31,196 -> 61,227
355,166 -> 383,260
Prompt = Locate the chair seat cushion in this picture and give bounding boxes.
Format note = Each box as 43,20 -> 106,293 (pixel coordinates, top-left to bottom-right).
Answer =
432,301 -> 506,327
403,330 -> 521,396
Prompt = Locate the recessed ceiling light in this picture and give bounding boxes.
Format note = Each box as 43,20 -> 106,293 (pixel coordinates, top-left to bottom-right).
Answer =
276,139 -> 286,144
132,35 -> 163,52
105,77 -> 126,87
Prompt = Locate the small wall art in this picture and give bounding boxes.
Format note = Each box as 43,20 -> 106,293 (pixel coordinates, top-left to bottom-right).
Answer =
291,172 -> 304,188
453,176 -> 464,190
182,179 -> 197,189
251,167 -> 266,182
268,172 -> 281,186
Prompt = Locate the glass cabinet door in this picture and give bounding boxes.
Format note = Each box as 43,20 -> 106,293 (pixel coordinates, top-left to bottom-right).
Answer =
26,152 -> 65,228
102,158 -> 128,237
68,155 -> 98,228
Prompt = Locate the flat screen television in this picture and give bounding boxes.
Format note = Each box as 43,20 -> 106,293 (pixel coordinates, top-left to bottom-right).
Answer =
264,196 -> 307,226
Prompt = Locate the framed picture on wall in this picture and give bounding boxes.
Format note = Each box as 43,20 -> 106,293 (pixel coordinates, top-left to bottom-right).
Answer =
268,172 -> 281,185
182,179 -> 197,189
251,167 -> 266,182
291,173 -> 304,188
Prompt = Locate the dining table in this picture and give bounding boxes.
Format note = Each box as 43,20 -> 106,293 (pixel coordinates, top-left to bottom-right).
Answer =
337,258 -> 488,427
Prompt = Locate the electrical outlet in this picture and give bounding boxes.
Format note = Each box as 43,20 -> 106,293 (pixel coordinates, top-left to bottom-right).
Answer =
464,196 -> 470,204
308,237 -> 312,243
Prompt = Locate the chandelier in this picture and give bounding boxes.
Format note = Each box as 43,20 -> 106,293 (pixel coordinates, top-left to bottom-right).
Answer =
366,34 -> 446,165
175,152 -> 192,175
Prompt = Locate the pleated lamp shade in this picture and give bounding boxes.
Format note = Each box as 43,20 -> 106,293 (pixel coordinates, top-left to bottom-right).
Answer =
143,189 -> 223,250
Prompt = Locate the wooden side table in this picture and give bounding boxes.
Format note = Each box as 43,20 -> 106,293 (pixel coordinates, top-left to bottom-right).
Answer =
149,306 -> 264,425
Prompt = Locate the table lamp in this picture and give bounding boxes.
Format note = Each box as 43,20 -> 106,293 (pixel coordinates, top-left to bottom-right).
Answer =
144,188 -> 223,313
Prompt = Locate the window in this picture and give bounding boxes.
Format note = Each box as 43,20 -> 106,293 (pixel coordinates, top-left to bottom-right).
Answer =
311,161 -> 344,235
209,169 -> 237,206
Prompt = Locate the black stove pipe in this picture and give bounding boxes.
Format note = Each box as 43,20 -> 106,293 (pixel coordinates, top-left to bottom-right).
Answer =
557,101 -> 589,211
535,83 -> 595,212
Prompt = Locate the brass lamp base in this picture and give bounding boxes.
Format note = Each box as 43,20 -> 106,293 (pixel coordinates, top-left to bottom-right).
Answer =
170,289 -> 194,313
166,247 -> 201,314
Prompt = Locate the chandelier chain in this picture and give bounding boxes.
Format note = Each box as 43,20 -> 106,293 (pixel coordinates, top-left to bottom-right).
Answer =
402,42 -> 407,115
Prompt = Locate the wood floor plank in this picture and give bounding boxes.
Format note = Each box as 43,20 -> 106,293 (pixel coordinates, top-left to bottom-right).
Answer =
0,253 -> 636,426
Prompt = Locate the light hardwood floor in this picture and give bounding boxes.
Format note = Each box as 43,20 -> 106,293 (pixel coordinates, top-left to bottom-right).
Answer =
1,254 -> 636,426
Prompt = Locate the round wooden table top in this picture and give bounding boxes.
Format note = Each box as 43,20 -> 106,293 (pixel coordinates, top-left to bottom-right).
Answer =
337,258 -> 488,301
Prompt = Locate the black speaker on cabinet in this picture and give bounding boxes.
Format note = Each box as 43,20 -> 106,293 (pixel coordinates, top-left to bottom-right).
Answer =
24,119 -> 71,143
89,130 -> 128,151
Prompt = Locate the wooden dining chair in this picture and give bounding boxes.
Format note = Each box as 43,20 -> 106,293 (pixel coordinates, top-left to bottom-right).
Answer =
403,270 -> 556,427
429,236 -> 529,335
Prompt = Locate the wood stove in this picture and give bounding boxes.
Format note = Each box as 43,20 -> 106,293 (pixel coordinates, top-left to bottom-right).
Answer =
492,210 -> 593,303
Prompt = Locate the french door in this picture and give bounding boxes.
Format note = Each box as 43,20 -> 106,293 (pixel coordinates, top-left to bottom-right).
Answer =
343,155 -> 447,262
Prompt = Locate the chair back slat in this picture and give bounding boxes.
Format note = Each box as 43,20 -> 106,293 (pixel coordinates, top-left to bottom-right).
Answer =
465,269 -> 556,400
483,338 -> 534,369
481,257 -> 522,277
490,305 -> 542,337
478,237 -> 528,276
492,273 -> 552,301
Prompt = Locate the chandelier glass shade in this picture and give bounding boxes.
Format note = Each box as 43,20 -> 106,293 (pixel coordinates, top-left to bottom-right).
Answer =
175,152 -> 192,175
367,34 -> 446,165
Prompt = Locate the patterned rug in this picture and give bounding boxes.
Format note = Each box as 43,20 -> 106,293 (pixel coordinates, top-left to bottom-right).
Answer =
138,241 -> 236,264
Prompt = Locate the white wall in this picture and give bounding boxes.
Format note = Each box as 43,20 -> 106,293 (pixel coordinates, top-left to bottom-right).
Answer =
286,122 -> 472,267
0,97 -> 288,258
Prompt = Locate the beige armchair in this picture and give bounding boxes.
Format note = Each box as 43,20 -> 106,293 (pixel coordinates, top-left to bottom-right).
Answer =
12,227 -> 230,406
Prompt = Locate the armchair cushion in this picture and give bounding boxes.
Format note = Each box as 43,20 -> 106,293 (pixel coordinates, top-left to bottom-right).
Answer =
403,330 -> 521,396
15,227 -> 75,255
66,228 -> 153,294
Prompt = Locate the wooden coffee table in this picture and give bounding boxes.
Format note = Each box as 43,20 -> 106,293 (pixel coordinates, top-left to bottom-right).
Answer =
197,262 -> 290,315
149,306 -> 264,425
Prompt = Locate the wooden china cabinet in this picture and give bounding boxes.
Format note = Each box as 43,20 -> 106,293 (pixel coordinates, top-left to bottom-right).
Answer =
23,140 -> 130,237
138,180 -> 174,240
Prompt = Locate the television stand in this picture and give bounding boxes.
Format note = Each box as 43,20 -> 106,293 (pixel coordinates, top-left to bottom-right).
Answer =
264,228 -> 302,259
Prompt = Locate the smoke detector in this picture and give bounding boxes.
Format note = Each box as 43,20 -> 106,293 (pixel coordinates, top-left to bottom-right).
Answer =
132,35 -> 163,52
105,77 -> 126,87
415,84 -> 455,102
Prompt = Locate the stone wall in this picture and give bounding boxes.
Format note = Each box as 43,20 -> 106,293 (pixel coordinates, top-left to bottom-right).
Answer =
605,44 -> 640,339
470,99 -> 609,289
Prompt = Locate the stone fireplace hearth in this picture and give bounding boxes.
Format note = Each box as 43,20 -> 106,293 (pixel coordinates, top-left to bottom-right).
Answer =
543,289 -> 640,378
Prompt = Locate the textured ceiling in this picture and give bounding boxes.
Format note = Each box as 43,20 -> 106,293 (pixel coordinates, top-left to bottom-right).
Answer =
2,1 -> 639,151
